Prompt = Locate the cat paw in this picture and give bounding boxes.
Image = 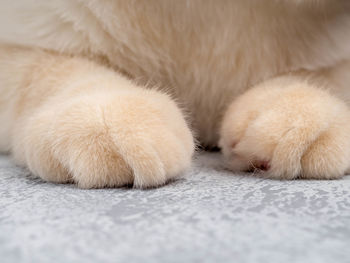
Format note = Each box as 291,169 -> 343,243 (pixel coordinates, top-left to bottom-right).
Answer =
219,76 -> 350,179
13,89 -> 194,188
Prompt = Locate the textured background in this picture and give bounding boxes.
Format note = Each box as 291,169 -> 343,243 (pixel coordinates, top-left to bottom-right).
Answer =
1,152 -> 350,263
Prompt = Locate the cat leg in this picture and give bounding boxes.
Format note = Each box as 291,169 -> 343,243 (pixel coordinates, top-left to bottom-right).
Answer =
0,44 -> 194,188
219,74 -> 350,179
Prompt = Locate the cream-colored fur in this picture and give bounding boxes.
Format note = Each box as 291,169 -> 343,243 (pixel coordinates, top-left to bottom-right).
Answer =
0,0 -> 350,187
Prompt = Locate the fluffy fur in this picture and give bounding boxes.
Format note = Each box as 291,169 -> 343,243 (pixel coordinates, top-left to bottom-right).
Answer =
0,0 -> 350,188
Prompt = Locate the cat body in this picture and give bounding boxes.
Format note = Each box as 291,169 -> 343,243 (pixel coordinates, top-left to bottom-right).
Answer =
1,0 -> 350,187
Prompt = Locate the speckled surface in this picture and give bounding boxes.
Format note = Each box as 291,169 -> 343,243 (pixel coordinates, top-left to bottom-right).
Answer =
1,152 -> 350,263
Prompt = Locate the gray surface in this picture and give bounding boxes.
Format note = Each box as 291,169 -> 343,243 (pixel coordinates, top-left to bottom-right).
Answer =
1,152 -> 350,263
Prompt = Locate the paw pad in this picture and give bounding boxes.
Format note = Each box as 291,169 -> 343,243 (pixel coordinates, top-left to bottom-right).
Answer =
255,160 -> 270,171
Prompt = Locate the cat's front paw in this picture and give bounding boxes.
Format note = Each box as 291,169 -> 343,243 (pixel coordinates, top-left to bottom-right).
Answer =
13,90 -> 194,188
219,77 -> 350,179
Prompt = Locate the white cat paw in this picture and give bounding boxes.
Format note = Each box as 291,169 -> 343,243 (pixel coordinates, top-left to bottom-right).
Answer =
13,89 -> 194,188
219,76 -> 350,179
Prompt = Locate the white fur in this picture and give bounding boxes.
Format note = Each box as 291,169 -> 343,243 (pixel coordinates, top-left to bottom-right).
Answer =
0,0 -> 350,187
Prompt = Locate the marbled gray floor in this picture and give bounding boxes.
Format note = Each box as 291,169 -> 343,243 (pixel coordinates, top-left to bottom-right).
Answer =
1,152 -> 350,263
